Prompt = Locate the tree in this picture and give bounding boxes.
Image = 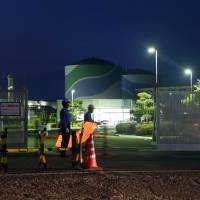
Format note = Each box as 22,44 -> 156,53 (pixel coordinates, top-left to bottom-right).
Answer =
48,113 -> 57,123
39,106 -> 56,125
69,100 -> 85,123
182,80 -> 200,107
131,91 -> 154,123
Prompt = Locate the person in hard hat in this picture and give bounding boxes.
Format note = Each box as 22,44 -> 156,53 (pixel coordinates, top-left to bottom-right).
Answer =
84,104 -> 95,122
81,104 -> 98,168
38,127 -> 47,169
0,128 -> 8,172
84,104 -> 100,125
59,98 -> 71,157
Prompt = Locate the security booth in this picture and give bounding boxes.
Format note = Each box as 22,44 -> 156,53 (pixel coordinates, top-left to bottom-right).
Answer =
0,88 -> 28,148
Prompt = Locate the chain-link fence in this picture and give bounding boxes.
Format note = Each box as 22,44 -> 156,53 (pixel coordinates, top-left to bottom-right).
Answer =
156,87 -> 200,150
0,88 -> 28,148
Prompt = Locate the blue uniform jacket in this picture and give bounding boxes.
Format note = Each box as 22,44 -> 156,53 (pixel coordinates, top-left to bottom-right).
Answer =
60,108 -> 71,129
84,112 -> 94,122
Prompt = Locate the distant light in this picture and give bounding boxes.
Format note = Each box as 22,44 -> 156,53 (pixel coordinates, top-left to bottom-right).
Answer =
72,89 -> 75,94
185,68 -> 192,75
28,102 -> 33,106
39,101 -> 48,106
147,47 -> 156,54
8,86 -> 13,90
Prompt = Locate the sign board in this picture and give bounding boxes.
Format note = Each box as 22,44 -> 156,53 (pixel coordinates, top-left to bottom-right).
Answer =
0,102 -> 21,116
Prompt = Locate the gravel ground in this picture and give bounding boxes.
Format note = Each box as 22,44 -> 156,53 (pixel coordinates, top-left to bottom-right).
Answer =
0,171 -> 200,200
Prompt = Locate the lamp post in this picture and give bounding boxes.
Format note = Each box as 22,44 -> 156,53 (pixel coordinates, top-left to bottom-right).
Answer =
184,68 -> 193,91
148,47 -> 158,85
147,47 -> 158,142
71,89 -> 75,106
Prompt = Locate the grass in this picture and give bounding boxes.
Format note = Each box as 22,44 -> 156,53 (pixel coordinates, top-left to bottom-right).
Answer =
27,134 -> 155,151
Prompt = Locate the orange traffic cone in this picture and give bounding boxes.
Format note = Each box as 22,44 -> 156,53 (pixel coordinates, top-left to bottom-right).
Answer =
86,134 -> 103,170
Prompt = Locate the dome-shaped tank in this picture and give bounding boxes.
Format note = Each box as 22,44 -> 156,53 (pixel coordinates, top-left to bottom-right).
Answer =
122,69 -> 155,98
65,58 -> 122,99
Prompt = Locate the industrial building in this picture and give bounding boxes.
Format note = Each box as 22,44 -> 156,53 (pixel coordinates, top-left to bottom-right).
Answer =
64,58 -> 155,125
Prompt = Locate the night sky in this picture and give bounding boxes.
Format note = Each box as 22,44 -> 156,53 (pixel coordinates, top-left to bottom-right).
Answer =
0,0 -> 200,100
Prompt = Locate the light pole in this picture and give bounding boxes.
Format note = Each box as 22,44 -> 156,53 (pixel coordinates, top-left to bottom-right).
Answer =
184,68 -> 193,91
147,47 -> 158,142
71,89 -> 75,105
148,47 -> 158,84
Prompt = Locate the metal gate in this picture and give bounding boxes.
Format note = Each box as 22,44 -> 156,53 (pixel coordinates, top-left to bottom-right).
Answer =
0,88 -> 28,148
156,87 -> 200,150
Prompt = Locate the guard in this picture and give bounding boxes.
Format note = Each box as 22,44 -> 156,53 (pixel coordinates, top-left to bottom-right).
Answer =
84,104 -> 95,122
59,98 -> 71,157
81,104 -> 99,167
83,105 -> 102,170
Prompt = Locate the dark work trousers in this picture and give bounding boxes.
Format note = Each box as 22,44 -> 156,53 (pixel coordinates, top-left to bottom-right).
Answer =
60,127 -> 70,157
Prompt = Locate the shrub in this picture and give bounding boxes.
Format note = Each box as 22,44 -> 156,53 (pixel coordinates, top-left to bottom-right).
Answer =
28,123 -> 35,129
46,123 -> 58,129
136,123 -> 153,136
72,121 -> 83,129
116,123 -> 136,135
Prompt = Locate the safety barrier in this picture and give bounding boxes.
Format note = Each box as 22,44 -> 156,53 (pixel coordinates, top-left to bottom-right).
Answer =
1,122 -> 103,172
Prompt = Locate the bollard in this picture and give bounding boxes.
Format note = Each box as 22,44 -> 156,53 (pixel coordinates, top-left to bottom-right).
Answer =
1,128 -> 8,172
79,127 -> 87,168
71,129 -> 80,169
38,128 -> 47,169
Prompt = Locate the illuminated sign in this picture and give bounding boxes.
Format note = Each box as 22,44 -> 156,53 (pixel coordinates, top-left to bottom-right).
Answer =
0,102 -> 21,116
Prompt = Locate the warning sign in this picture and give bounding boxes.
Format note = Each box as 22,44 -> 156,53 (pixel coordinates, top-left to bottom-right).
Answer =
0,102 -> 21,116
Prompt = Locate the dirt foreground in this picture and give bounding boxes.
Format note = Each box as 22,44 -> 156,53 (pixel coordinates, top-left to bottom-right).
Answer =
0,171 -> 200,200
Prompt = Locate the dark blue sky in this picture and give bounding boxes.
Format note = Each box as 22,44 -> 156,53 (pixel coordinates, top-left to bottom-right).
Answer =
0,0 -> 200,100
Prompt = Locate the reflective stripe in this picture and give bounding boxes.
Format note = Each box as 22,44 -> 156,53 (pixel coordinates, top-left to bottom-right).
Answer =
89,155 -> 96,158
88,142 -> 94,145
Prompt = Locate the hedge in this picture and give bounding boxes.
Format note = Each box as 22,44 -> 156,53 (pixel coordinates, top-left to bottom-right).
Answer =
116,123 -> 136,135
136,123 -> 153,136
116,122 -> 153,136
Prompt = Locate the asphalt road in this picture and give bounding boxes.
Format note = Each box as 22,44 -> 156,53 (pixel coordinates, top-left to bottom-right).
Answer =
5,150 -> 200,173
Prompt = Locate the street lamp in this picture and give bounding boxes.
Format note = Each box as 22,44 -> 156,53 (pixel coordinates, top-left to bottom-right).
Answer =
184,68 -> 193,91
147,46 -> 158,142
71,89 -> 75,105
147,47 -> 158,84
